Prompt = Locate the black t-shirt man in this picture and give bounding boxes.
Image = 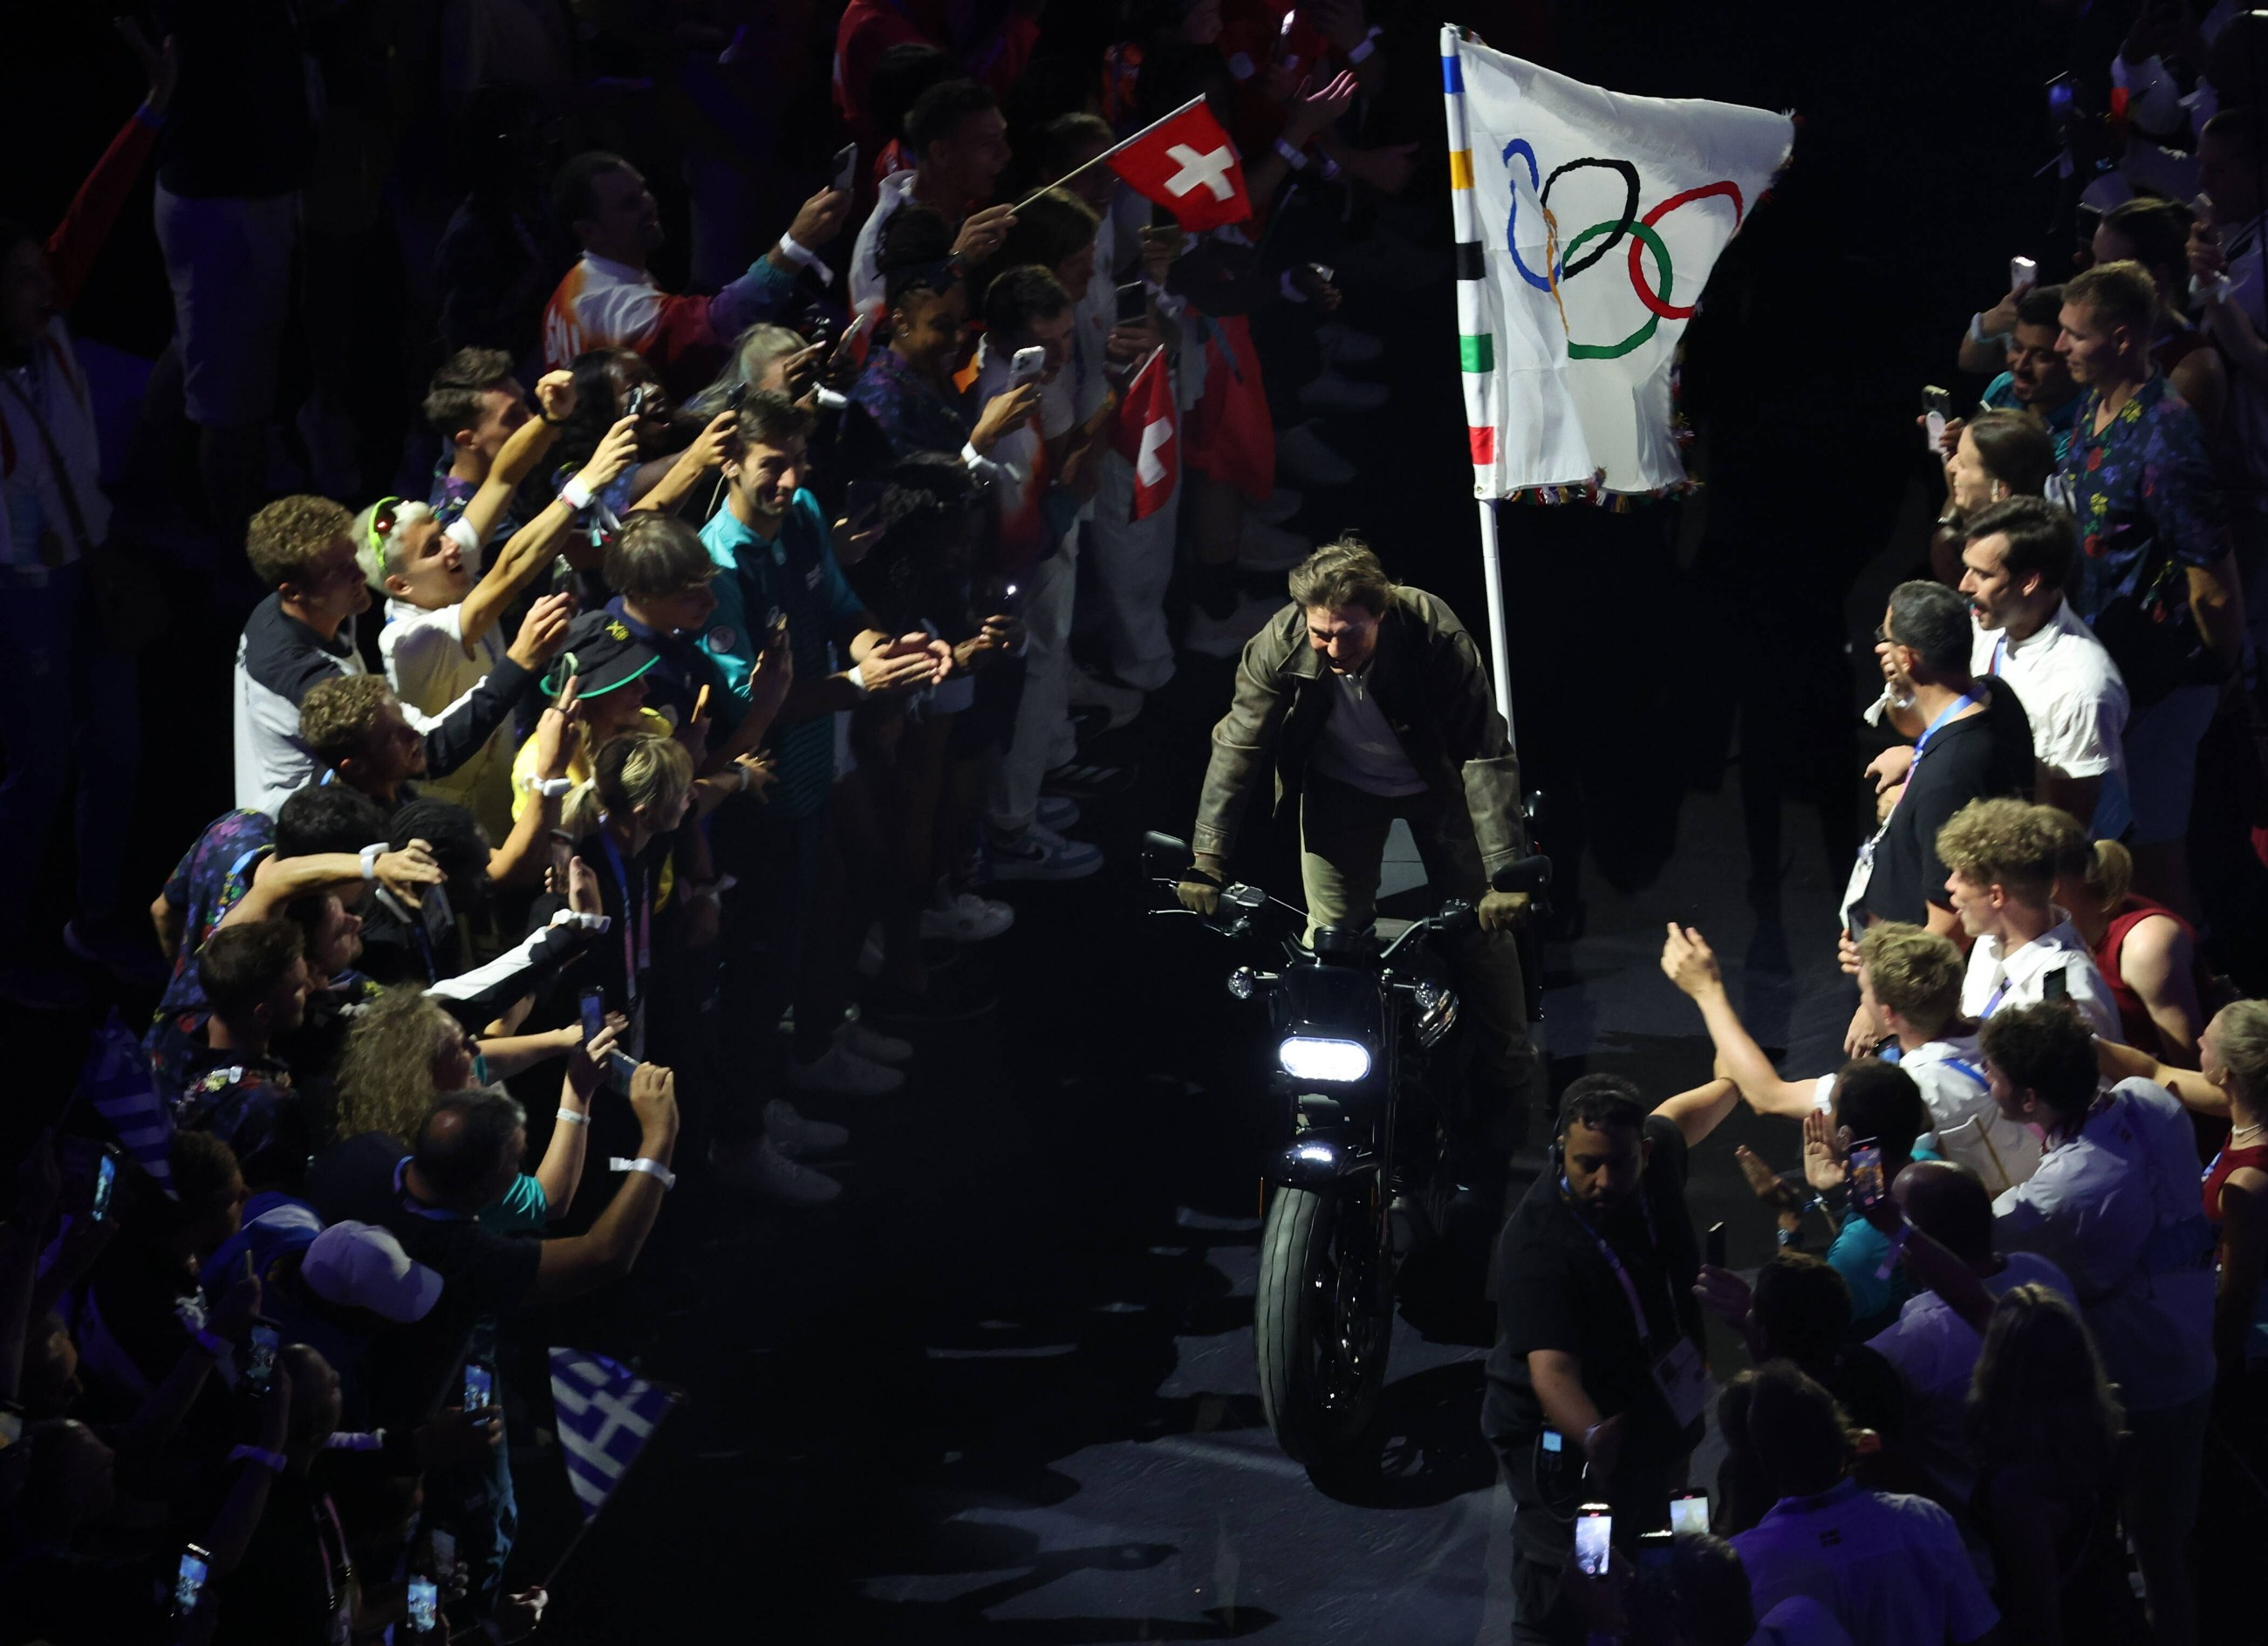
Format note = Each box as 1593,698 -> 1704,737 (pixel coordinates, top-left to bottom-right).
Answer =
305,1131 -> 542,1433
1485,1114 -> 1705,1465
1857,687 -> 2033,928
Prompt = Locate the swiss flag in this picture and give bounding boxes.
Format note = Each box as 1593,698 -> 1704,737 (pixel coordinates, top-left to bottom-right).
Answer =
1111,345 -> 1177,522
1105,99 -> 1250,232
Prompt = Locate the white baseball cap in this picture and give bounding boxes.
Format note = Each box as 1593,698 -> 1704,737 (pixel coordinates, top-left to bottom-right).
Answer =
300,1221 -> 445,1324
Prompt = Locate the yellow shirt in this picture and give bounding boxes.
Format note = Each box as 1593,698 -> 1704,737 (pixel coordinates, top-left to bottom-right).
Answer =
510,708 -> 678,901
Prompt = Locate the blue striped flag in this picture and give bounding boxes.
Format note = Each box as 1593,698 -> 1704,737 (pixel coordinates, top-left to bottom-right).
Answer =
80,1010 -> 176,1198
549,1347 -> 676,1519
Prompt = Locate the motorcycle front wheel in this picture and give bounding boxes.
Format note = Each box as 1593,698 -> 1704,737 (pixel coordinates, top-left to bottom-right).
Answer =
1254,1180 -> 1394,1474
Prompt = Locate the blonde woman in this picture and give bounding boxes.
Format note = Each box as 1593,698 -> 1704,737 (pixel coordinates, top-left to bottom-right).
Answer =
332,983 -> 622,1225
2054,837 -> 2209,1063
561,731 -> 694,1024
1964,1285 -> 2139,1645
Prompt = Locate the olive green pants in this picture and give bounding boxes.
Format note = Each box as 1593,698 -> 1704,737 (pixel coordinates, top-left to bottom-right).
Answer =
1297,769 -> 1540,1164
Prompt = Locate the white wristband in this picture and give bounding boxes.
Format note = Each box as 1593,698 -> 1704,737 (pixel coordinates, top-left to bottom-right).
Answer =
846,659 -> 874,696
776,234 -> 835,285
1346,30 -> 1379,65
1968,311 -> 2002,346
1274,136 -> 1308,170
555,1107 -> 590,1127
522,775 -> 573,797
611,1156 -> 677,1190
359,843 -> 386,882
560,476 -> 595,512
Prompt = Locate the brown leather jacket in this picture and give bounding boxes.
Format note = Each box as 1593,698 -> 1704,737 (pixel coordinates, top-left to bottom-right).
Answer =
1192,585 -> 1527,874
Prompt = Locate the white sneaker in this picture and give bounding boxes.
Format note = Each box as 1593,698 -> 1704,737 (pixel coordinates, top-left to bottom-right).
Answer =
921,890 -> 1014,942
836,1012 -> 913,1064
1184,593 -> 1283,659
709,1136 -> 842,1206
1251,486 -> 1305,525
788,1042 -> 906,1096
1274,422 -> 1357,487
1316,321 -> 1383,366
763,1097 -> 849,1158
987,821 -> 1103,881
1298,370 -> 1388,414
1035,794 -> 1081,833
1063,665 -> 1144,730
1239,516 -> 1310,572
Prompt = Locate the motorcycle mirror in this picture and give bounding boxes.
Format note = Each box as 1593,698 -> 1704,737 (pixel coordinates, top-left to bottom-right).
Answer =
1143,830 -> 1192,880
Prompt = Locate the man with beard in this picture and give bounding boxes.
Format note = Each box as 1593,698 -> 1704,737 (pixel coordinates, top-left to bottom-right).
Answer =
1482,1076 -> 1708,1645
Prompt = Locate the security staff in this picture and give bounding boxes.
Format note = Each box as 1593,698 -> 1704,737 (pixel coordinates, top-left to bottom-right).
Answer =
1484,1076 -> 1707,1645
1178,538 -> 1540,1164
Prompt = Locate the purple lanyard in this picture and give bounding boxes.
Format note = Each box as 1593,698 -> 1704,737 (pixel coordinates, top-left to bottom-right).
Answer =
598,828 -> 651,1004
1562,1186 -> 1668,1343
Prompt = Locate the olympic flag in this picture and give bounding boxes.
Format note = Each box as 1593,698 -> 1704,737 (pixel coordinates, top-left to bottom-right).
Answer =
1442,31 -> 1792,500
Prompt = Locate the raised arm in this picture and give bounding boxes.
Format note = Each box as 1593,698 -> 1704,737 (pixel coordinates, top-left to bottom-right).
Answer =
1652,1076 -> 1743,1149
2095,1037 -> 2226,1116
220,843 -> 442,931
531,1062 -> 680,1303
535,1019 -> 618,1218
1661,925 -> 1820,1117
457,415 -> 639,652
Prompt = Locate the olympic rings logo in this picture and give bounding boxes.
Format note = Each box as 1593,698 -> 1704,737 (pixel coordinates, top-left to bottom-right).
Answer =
1501,140 -> 1744,360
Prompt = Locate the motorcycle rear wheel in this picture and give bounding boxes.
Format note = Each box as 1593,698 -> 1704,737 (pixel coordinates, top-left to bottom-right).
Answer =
1255,1181 -> 1393,1473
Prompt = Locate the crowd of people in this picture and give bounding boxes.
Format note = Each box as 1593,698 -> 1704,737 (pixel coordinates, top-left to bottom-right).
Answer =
4,2 -> 2268,1644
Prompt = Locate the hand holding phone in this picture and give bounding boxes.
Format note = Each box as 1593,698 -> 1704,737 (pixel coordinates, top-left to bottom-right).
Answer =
1921,385 -> 1953,453
579,987 -> 607,1044
830,143 -> 859,196
407,1577 -> 439,1633
1706,1221 -> 1727,1270
174,1544 -> 212,1615
2009,255 -> 2037,291
1008,345 -> 1048,389
243,1321 -> 281,1396
1575,1505 -> 1612,1577
1670,1491 -> 1710,1534
1848,1141 -> 1886,1211
463,1362 -> 495,1417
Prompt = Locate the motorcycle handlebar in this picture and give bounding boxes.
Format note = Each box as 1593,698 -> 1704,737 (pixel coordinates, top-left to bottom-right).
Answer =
1490,854 -> 1554,896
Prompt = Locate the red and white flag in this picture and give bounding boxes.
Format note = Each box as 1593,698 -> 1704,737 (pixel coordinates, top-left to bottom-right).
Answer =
1111,345 -> 1177,522
1104,99 -> 1250,232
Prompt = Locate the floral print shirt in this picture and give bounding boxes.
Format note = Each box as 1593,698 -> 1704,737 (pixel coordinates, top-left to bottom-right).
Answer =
2054,374 -> 2230,703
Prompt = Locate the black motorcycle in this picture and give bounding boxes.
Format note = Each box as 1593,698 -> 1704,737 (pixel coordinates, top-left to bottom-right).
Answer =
1145,832 -> 1551,1478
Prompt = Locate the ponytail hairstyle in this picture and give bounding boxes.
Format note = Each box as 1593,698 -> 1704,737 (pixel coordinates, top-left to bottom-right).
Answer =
2080,837 -> 2135,907
563,731 -> 693,839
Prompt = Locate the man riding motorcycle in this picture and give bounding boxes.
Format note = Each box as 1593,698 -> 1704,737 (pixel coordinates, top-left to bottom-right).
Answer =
1180,537 -> 1541,1176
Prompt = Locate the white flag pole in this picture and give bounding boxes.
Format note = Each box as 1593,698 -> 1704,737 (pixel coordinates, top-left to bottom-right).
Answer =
1442,25 -> 1518,748
1475,497 -> 1515,750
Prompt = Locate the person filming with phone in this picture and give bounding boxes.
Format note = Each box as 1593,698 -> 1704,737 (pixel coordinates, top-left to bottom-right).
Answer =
1482,1076 -> 1709,1645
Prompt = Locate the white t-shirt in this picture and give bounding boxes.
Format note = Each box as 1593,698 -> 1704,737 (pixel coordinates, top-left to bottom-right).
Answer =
1731,1479 -> 1998,1646
1970,599 -> 2128,782
381,598 -> 512,836
1991,1078 -> 2216,1412
1309,666 -> 1427,798
1807,1038 -> 2041,1194
1960,918 -> 2123,1042
1867,1250 -> 2075,1502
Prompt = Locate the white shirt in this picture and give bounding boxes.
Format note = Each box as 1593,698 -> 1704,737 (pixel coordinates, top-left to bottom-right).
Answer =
1991,1078 -> 2217,1412
1904,1035 -> 2042,1193
1960,917 -> 2123,1042
1731,1479 -> 1998,1646
1970,598 -> 2128,782
1868,1251 -> 2074,1502
1309,666 -> 1427,798
380,597 -> 513,836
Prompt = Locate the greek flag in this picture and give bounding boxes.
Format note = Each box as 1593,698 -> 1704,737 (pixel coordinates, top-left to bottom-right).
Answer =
81,1011 -> 176,1198
549,1347 -> 676,1518
1442,28 -> 1792,500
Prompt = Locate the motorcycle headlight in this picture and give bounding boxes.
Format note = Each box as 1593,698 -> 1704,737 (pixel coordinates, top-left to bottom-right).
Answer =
1278,1035 -> 1371,1083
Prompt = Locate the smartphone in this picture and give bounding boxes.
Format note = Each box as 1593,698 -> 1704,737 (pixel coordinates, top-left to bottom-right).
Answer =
1008,345 -> 1048,388
830,142 -> 858,195
243,1321 -> 281,1396
428,1527 -> 458,1584
626,384 -> 658,419
1575,1505 -> 1612,1577
174,1544 -> 212,1614
604,1046 -> 641,1086
830,309 -> 873,367
1116,281 -> 1148,324
2010,255 -> 2037,290
1848,1141 -> 1886,1210
1636,1529 -> 1674,1571
1706,1221 -> 1726,1269
56,1137 -> 121,1222
1308,261 -> 1335,285
579,987 -> 606,1044
1922,384 -> 1953,451
407,1576 -> 439,1633
2046,72 -> 2076,122
462,1362 -> 495,1414
1670,1490 -> 1710,1534
1540,1427 -> 1564,1454
724,379 -> 749,415
90,1152 -> 119,1222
